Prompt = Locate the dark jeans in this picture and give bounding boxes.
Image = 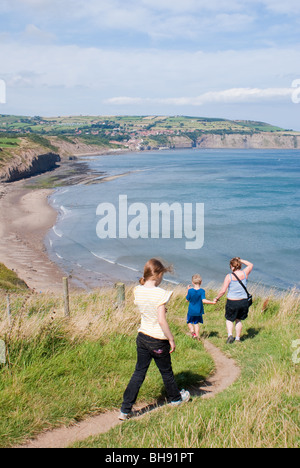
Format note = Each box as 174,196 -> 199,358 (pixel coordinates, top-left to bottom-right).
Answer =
121,333 -> 181,413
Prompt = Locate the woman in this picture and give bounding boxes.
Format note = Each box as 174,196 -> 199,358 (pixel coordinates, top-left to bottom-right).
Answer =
119,258 -> 190,420
214,258 -> 253,343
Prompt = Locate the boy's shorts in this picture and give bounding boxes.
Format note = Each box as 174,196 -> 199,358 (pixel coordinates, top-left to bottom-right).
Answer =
187,315 -> 203,325
225,299 -> 249,322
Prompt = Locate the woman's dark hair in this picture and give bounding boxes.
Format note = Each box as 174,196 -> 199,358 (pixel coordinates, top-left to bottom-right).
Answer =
230,257 -> 242,272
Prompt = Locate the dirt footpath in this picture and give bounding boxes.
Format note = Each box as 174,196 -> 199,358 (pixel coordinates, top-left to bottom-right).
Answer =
17,340 -> 240,449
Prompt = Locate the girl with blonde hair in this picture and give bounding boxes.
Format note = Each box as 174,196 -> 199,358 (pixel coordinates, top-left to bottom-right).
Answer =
119,259 -> 190,420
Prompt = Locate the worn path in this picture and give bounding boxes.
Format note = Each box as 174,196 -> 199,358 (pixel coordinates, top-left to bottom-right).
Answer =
17,340 -> 240,449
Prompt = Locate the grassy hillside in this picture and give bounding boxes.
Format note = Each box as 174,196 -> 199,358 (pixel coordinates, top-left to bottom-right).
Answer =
0,114 -> 289,135
0,135 -> 59,173
73,286 -> 300,448
0,263 -> 28,292
0,283 -> 299,448
1,115 -> 299,177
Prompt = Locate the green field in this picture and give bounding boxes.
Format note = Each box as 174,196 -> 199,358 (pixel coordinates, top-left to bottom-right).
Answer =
1,113 -> 298,171
0,137 -> 20,148
0,114 -> 289,136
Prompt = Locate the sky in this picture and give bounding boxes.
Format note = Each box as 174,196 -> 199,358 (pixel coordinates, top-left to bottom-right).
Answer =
0,0 -> 300,129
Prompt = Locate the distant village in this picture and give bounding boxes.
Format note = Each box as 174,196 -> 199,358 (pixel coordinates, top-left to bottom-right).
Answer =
1,114 -> 297,152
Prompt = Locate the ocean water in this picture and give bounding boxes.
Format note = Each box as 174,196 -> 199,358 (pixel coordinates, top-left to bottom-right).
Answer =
46,149 -> 300,291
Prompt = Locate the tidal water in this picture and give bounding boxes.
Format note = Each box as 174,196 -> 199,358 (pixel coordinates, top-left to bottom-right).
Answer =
46,148 -> 300,291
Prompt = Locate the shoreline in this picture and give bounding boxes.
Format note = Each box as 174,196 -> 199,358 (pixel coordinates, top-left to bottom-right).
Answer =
1,151 -> 299,295
0,180 -> 65,293
0,156 -> 145,293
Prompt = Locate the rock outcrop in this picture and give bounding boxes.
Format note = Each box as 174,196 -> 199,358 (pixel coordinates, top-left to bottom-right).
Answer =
171,136 -> 193,148
1,131 -> 299,184
0,152 -> 61,182
196,133 -> 300,149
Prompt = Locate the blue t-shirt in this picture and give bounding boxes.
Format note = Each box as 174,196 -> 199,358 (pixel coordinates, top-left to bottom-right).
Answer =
186,288 -> 206,317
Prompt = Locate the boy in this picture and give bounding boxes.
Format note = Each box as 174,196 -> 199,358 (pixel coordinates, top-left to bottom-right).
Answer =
186,274 -> 216,340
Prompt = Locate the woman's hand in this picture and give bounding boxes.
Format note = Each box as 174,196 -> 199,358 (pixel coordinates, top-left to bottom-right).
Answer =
240,259 -> 254,277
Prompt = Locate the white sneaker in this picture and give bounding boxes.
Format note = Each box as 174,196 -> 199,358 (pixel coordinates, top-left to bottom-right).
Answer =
170,389 -> 190,406
118,412 -> 131,420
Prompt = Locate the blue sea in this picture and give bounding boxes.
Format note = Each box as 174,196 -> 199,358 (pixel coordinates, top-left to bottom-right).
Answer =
46,149 -> 300,291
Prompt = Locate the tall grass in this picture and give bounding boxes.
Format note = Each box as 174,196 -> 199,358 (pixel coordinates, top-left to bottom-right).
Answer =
0,286 -> 214,448
0,287 -> 140,343
0,285 -> 299,448
73,286 -> 300,449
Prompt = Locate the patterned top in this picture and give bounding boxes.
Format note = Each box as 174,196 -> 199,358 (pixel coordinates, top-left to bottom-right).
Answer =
228,271 -> 248,300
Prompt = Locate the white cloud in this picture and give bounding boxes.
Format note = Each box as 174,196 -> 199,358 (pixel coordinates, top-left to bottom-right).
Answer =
107,97 -> 148,106
105,87 -> 295,106
140,0 -> 245,13
1,0 -> 299,48
1,0 -> 299,128
22,24 -> 56,43
4,0 -> 300,29
91,3 -> 256,40
1,42 -> 299,94
262,0 -> 300,14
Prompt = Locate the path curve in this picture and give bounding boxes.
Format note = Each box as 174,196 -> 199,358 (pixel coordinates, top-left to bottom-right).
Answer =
17,340 -> 240,449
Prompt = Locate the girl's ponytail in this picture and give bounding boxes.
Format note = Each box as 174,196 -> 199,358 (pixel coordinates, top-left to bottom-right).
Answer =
140,258 -> 173,285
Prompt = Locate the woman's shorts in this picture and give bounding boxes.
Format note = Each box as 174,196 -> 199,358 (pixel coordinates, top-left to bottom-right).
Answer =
225,299 -> 249,322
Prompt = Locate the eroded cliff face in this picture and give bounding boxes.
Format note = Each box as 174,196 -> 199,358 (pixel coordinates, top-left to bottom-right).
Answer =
0,132 -> 299,184
196,133 -> 300,149
0,135 -> 111,183
0,151 -> 61,183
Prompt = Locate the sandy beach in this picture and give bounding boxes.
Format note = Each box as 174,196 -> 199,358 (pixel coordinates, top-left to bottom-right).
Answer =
0,181 -> 65,293
0,159 -> 142,293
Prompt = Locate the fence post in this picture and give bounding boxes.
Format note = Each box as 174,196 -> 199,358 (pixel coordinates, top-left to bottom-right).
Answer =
63,277 -> 70,317
6,295 -> 11,325
115,282 -> 125,306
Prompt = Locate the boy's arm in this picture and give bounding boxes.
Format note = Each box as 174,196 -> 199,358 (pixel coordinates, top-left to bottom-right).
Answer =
203,299 -> 216,305
201,289 -> 216,305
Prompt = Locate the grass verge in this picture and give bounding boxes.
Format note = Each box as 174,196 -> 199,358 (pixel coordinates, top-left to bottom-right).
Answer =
0,284 -> 299,448
0,263 -> 28,292
72,286 -> 300,448
0,286 -> 214,448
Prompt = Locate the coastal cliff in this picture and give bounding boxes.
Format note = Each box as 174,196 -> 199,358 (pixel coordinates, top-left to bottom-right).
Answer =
0,130 -> 299,184
196,132 -> 300,149
0,150 -> 60,183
